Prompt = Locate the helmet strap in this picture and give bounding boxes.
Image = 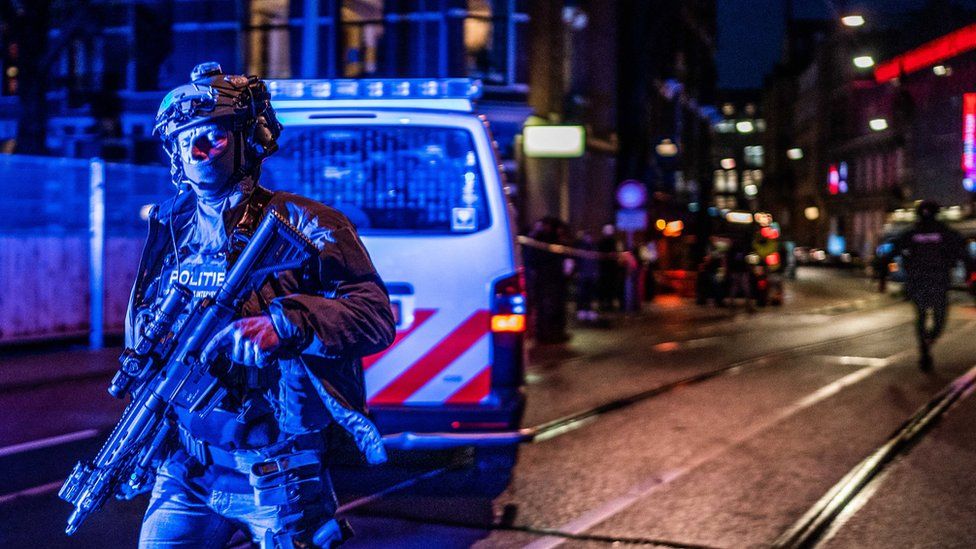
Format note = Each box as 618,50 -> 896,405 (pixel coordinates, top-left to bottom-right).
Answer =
225,129 -> 255,195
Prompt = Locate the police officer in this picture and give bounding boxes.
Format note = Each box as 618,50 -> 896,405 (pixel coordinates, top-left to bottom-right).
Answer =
894,200 -> 966,371
129,62 -> 395,548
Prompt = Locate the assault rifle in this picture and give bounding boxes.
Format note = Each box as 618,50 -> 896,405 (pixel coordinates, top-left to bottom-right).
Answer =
60,209 -> 317,535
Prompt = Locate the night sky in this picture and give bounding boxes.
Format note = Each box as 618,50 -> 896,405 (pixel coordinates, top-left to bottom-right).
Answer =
716,0 -> 976,89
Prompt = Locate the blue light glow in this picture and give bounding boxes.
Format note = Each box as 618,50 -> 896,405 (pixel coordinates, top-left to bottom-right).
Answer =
828,234 -> 846,256
268,78 -> 482,101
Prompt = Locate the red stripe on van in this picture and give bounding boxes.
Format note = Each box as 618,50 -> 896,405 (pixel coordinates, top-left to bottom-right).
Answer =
362,309 -> 436,371
369,309 -> 491,404
445,366 -> 491,404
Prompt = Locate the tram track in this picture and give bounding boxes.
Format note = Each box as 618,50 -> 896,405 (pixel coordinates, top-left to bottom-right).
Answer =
0,298 -> 926,548
523,319 -> 911,444
301,318 -> 925,544
772,359 -> 976,548
0,316 -> 912,509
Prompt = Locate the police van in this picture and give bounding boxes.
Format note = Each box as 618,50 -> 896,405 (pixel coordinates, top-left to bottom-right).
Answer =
262,79 -> 527,459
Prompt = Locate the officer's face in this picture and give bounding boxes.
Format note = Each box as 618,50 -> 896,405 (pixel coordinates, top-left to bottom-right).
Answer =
176,123 -> 236,191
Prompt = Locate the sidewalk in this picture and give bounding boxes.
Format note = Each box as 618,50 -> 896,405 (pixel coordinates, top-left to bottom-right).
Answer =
0,346 -> 120,391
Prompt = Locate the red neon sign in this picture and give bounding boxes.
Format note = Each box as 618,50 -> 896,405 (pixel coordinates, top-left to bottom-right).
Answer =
963,93 -> 976,174
828,164 -> 840,195
875,23 -> 976,82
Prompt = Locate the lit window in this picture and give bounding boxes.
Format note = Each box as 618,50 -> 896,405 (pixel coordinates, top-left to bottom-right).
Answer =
736,120 -> 755,134
247,0 -> 296,77
853,55 -> 875,69
744,145 -> 764,167
869,118 -> 888,131
715,120 -> 736,133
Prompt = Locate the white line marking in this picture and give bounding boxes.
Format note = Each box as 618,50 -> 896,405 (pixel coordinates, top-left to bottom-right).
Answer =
826,356 -> 889,367
524,360 -> 918,546
0,479 -> 64,505
813,353 -> 976,547
524,362 -> 892,549
652,336 -> 724,352
0,429 -> 99,458
0,468 -> 454,510
337,467 -> 450,512
526,321 -> 976,549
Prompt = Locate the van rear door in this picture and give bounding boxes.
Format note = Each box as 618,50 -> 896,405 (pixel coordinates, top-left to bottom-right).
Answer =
262,109 -> 519,419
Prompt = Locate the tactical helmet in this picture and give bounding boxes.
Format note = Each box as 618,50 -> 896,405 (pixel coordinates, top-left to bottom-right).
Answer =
154,62 -> 282,187
917,200 -> 940,221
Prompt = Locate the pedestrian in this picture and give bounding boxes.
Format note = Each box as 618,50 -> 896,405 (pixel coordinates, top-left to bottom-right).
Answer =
132,62 -> 395,547
725,237 -> 754,311
574,230 -> 600,321
597,224 -> 622,311
894,200 -> 967,371
639,238 -> 659,302
524,216 -> 570,342
874,242 -> 891,293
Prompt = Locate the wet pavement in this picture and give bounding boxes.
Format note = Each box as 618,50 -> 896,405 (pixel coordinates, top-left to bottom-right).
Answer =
2,267 -> 976,548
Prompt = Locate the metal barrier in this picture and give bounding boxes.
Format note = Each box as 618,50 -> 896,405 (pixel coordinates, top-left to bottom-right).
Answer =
0,155 -> 172,236
0,155 -> 171,346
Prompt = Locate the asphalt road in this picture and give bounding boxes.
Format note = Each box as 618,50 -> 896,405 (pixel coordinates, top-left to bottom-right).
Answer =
2,268 -> 976,548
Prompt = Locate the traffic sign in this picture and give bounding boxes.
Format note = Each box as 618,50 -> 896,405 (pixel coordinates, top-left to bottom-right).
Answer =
616,180 -> 648,209
616,208 -> 648,232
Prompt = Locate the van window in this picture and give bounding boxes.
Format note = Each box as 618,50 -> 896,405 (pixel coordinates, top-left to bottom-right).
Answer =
263,125 -> 490,234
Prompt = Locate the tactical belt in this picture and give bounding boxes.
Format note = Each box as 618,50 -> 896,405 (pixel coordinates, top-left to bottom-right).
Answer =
178,424 -> 268,473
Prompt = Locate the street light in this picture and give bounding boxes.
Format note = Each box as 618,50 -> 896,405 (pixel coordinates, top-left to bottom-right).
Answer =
853,55 -> 875,69
655,139 -> 678,157
735,120 -> 755,134
787,148 -> 804,160
841,15 -> 865,27
869,118 -> 888,131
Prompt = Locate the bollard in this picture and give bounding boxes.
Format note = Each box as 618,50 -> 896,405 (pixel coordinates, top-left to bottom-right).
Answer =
89,158 -> 105,349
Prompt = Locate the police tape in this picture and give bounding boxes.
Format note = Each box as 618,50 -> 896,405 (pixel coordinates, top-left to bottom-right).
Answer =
516,235 -> 637,266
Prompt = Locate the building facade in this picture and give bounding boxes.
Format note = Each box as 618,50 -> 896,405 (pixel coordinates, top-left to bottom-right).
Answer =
763,3 -> 976,257
0,0 -> 717,236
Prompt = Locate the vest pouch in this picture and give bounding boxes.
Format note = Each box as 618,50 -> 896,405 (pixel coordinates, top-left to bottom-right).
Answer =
248,449 -> 322,506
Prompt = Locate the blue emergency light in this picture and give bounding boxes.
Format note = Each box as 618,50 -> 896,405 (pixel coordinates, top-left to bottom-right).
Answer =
267,78 -> 482,101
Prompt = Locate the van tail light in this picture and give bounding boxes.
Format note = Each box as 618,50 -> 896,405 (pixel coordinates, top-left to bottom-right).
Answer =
491,271 -> 526,333
492,314 -> 525,333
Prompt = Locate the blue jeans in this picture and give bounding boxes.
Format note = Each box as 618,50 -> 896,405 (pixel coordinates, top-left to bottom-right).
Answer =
139,451 -> 338,548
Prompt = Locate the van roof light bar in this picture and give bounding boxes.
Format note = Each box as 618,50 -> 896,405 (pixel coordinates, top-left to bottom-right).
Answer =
267,78 -> 482,101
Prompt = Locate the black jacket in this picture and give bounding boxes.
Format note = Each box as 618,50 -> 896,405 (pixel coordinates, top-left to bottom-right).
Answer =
125,187 -> 396,464
895,218 -> 967,300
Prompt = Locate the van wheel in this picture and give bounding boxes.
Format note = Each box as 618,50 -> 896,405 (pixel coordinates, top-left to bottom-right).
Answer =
468,446 -> 518,498
474,446 -> 519,473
